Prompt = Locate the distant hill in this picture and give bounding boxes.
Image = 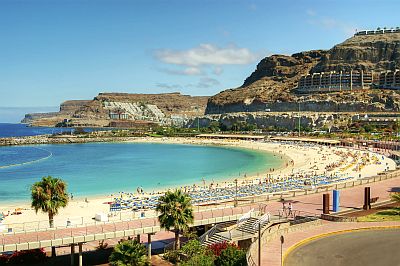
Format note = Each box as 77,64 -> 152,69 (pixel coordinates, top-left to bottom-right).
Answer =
23,93 -> 209,127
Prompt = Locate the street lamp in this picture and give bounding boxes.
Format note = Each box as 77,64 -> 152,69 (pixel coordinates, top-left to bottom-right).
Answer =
234,178 -> 238,207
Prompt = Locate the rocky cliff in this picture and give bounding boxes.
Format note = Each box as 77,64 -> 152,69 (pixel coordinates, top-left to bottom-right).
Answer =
24,93 -> 209,127
206,33 -> 400,114
312,32 -> 400,72
22,100 -> 90,125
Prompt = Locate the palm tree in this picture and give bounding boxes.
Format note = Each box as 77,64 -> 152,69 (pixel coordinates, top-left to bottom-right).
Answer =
31,176 -> 69,257
109,239 -> 149,266
156,189 -> 194,250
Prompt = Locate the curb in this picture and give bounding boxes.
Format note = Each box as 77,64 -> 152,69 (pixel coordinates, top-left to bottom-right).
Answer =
282,225 -> 400,264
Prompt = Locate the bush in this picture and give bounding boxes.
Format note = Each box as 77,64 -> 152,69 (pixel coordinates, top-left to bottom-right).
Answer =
209,241 -> 230,257
0,255 -> 9,266
163,250 -> 180,264
214,245 -> 247,266
6,249 -> 46,264
180,254 -> 215,266
181,240 -> 205,257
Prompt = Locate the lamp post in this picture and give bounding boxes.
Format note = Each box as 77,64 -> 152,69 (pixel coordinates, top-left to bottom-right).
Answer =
280,235 -> 285,266
298,100 -> 301,137
234,178 -> 238,207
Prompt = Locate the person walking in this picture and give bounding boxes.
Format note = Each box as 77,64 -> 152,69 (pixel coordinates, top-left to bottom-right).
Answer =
282,201 -> 286,217
288,202 -> 293,217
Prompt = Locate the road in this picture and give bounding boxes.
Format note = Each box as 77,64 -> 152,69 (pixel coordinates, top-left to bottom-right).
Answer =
284,228 -> 400,266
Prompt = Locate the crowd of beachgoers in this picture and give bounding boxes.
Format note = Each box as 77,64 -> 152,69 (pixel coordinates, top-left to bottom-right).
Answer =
107,141 -> 388,212
0,138 -> 396,228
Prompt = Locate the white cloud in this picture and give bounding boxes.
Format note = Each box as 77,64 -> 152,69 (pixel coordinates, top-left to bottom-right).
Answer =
156,77 -> 221,91
156,83 -> 182,90
154,43 -> 259,67
158,67 -> 203,76
185,77 -> 220,89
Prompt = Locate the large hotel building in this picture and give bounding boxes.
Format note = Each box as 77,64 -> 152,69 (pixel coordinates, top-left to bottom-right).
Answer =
378,70 -> 400,90
297,70 -> 374,93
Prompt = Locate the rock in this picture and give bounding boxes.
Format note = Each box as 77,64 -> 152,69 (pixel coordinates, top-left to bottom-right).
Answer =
206,33 -> 400,115
23,93 -> 209,127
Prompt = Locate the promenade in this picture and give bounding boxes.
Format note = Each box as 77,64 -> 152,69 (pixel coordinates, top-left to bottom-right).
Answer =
1,166 -> 399,265
258,172 -> 400,266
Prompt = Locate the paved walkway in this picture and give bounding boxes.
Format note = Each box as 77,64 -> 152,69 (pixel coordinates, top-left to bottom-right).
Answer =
261,173 -> 400,215
258,174 -> 400,266
0,205 -> 255,246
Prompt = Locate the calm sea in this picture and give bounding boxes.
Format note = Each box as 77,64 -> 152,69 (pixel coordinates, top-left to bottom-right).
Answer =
0,123 -> 73,138
0,143 -> 282,203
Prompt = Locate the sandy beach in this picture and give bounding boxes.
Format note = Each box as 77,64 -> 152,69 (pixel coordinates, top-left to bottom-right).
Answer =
0,137 -> 396,229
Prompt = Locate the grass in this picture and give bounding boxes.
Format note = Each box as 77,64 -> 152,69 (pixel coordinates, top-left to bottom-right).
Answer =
357,207 -> 400,222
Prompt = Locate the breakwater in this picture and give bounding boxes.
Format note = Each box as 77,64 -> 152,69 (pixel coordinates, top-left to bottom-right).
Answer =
0,135 -> 136,147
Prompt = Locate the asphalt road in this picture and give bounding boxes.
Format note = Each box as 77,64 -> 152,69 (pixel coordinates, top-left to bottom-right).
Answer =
284,229 -> 400,266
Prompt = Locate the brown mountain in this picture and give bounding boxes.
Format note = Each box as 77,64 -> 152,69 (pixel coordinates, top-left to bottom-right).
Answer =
206,32 -> 400,114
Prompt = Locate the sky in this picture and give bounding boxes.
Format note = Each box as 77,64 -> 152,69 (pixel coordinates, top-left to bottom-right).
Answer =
1,0 -> 400,113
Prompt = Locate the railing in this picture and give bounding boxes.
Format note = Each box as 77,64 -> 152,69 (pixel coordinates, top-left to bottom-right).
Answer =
1,205 -> 255,235
246,220 -> 289,266
246,209 -> 321,266
199,223 -> 220,244
0,217 -> 161,245
0,205 -> 261,248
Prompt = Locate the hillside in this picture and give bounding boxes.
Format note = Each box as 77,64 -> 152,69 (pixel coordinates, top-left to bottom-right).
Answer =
24,93 -> 209,127
206,32 -> 400,114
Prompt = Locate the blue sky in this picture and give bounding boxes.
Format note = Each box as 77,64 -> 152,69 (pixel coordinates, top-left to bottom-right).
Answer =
1,0 -> 400,110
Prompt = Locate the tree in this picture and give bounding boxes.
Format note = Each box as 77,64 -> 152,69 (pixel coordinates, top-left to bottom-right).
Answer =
156,189 -> 194,250
209,121 -> 220,132
109,239 -> 149,266
31,176 -> 69,257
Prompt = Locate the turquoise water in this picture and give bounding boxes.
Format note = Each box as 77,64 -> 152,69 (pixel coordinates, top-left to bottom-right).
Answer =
0,143 -> 282,202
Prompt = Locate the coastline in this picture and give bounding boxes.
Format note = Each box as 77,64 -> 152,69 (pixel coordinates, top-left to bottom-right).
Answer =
0,137 -> 288,206
0,136 -> 397,228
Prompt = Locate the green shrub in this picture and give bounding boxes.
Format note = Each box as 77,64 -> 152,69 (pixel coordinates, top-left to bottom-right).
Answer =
163,250 -> 180,264
214,245 -> 247,266
181,239 -> 205,257
180,254 -> 215,266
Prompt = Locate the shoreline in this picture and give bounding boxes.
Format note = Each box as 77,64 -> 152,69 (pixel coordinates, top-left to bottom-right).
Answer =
0,138 -> 289,207
0,137 -> 397,228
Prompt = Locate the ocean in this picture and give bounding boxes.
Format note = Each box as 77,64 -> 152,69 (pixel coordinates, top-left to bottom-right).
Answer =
0,142 -> 282,203
0,123 -> 74,138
